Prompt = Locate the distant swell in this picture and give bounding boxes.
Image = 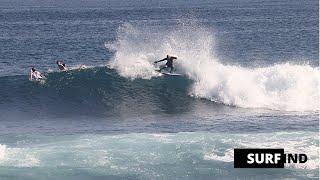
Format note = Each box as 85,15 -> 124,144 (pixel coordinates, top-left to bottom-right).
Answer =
106,23 -> 319,112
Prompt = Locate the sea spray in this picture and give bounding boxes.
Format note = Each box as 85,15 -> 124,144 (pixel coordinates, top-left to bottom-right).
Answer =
106,23 -> 319,111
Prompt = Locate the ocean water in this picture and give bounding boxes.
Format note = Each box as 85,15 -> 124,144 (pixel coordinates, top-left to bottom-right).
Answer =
0,0 -> 319,179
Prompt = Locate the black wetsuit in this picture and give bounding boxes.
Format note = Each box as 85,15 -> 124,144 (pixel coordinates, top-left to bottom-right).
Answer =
155,56 -> 177,73
165,59 -> 173,67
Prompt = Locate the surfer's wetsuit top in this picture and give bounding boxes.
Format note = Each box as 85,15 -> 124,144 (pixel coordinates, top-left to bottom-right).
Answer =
154,55 -> 177,73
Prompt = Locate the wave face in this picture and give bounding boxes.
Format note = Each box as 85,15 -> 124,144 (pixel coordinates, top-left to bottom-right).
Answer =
0,67 -> 195,119
106,23 -> 319,112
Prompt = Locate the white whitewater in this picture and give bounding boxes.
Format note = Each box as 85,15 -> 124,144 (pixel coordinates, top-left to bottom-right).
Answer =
106,23 -> 319,111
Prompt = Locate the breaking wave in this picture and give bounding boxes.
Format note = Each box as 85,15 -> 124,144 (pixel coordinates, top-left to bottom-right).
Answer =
106,23 -> 319,111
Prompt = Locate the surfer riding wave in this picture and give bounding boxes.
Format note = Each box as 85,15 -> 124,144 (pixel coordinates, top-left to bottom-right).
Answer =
30,67 -> 44,81
154,55 -> 177,73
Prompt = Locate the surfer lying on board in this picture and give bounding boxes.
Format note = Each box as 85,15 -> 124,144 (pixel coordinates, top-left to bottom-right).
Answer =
154,55 -> 177,73
56,60 -> 68,71
30,67 -> 44,81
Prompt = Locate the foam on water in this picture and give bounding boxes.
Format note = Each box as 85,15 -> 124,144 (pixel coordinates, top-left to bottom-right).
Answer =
0,144 -> 40,167
106,23 -> 319,111
203,132 -> 319,170
0,132 -> 318,178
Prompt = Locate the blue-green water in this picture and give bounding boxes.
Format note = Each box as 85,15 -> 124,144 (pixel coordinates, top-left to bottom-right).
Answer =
0,0 -> 319,179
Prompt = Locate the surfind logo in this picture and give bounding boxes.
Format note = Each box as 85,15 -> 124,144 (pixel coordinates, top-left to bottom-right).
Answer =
234,149 -> 307,168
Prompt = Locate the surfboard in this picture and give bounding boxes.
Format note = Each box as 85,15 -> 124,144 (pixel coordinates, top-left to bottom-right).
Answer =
155,70 -> 182,76
155,69 -> 182,76
58,65 -> 86,72
161,72 -> 182,76
29,77 -> 46,85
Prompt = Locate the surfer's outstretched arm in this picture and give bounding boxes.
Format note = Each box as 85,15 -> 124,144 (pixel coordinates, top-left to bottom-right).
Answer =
154,58 -> 167,64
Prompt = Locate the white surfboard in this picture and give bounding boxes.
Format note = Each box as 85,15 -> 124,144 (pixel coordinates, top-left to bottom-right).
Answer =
155,69 -> 182,76
161,72 -> 182,76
